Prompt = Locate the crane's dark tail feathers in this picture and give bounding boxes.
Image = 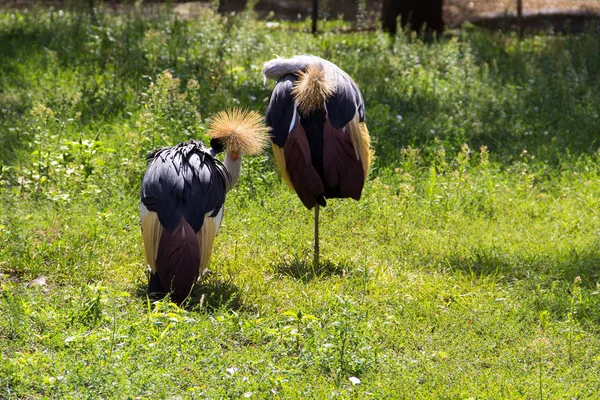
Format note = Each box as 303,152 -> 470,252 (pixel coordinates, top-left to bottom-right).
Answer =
292,64 -> 335,115
154,218 -> 201,304
143,211 -> 218,305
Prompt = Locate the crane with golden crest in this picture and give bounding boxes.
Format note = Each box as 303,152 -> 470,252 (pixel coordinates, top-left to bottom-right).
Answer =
140,109 -> 269,304
262,55 -> 373,266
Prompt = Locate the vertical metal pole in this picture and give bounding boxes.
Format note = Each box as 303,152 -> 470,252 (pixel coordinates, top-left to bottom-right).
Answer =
517,0 -> 523,38
312,0 -> 319,34
314,204 -> 320,268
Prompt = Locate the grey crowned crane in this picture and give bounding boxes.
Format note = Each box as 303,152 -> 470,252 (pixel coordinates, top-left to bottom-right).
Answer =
140,109 -> 269,304
262,55 -> 373,266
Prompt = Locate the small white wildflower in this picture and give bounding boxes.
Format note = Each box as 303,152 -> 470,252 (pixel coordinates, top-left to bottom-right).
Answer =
396,114 -> 403,122
349,376 -> 361,385
29,276 -> 47,286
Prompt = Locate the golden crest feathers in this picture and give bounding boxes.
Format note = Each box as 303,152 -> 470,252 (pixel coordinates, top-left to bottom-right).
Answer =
207,108 -> 270,155
292,64 -> 336,115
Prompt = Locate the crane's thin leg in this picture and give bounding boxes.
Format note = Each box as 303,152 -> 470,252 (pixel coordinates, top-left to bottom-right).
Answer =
314,204 -> 320,268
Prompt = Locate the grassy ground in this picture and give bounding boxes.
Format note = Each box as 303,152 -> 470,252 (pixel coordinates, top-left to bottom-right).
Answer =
1,5 -> 600,398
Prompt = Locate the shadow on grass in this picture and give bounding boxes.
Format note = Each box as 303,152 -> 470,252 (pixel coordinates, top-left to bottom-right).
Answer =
444,246 -> 517,279
273,254 -> 351,283
445,244 -> 600,327
445,244 -> 600,289
186,275 -> 243,312
133,272 -> 244,312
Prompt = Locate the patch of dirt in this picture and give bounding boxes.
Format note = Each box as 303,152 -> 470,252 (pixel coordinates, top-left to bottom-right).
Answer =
446,0 -> 600,25
175,0 -> 600,27
1,0 -> 599,30
0,266 -> 22,284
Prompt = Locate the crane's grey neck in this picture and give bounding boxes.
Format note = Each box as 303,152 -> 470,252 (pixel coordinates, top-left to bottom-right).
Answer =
224,152 -> 241,192
262,55 -> 322,81
261,55 -> 342,83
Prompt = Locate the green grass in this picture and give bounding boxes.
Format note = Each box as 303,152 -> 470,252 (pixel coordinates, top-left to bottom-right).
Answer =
2,4 -> 600,398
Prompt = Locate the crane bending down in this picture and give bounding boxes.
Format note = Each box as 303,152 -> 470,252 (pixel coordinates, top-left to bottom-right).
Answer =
262,55 -> 373,266
140,109 -> 269,304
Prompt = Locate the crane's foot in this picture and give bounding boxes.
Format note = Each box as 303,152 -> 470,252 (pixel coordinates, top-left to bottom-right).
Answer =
148,272 -> 166,301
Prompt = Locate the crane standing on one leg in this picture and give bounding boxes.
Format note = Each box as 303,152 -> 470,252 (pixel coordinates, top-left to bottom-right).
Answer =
140,109 -> 269,304
262,55 -> 373,267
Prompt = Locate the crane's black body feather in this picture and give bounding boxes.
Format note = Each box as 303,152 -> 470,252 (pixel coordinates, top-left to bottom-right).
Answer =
325,72 -> 364,129
141,140 -> 229,233
266,74 -> 298,148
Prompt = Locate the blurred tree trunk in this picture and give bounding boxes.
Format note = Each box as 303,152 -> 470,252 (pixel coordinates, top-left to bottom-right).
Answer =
312,0 -> 318,34
87,0 -> 97,21
218,0 -> 248,13
517,0 -> 523,37
381,0 -> 444,35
